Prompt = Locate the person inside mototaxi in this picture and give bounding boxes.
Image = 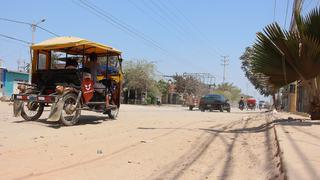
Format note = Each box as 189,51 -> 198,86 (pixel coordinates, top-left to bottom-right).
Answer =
84,53 -> 119,93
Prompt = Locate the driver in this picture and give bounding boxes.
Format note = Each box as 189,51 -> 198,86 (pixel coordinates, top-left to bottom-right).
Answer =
84,53 -> 99,82
239,97 -> 245,106
65,58 -> 78,69
84,53 -> 105,93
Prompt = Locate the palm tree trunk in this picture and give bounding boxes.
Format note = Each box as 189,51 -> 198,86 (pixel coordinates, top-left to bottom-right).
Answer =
127,89 -> 130,104
272,93 -> 276,110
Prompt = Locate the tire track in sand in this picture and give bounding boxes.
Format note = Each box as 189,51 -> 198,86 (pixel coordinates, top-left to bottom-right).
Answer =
14,120 -> 206,180
148,119 -> 246,180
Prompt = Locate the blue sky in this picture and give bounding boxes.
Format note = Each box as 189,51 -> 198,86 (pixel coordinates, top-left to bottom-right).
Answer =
0,0 -> 317,100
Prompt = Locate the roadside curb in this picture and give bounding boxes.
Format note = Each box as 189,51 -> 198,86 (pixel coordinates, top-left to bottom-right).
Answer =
289,111 -> 310,118
273,125 -> 287,180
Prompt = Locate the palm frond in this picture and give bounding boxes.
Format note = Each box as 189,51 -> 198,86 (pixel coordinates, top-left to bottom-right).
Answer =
251,7 -> 320,88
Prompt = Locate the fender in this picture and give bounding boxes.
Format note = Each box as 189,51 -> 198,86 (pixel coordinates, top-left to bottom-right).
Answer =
47,91 -> 82,122
13,89 -> 39,117
47,96 -> 64,122
13,100 -> 24,117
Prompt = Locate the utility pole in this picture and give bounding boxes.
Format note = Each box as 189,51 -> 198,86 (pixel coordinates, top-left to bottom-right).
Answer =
29,19 -> 46,83
221,56 -> 229,83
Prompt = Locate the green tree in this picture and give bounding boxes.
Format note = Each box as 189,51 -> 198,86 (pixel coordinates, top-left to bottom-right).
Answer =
157,80 -> 169,96
123,60 -> 159,104
240,47 -> 276,97
172,74 -> 209,96
123,60 -> 156,90
212,83 -> 244,103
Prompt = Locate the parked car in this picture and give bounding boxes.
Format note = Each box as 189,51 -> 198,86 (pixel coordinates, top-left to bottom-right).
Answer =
199,94 -> 230,112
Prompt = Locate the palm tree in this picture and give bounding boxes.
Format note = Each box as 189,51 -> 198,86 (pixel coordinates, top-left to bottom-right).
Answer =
251,8 -> 320,119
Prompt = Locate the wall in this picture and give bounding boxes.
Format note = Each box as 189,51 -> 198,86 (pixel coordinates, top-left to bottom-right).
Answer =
3,70 -> 28,97
0,68 -> 5,97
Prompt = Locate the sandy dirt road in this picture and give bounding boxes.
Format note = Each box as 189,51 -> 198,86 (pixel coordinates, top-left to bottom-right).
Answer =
0,102 -> 283,180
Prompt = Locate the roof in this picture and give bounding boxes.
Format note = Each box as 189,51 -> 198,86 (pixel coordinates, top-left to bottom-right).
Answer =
6,69 -> 29,75
31,36 -> 121,55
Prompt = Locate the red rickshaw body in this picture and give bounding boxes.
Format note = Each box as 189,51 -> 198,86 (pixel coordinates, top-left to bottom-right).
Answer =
246,98 -> 256,110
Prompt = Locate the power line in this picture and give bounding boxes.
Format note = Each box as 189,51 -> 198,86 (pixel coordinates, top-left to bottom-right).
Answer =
34,26 -> 60,37
134,0 -> 223,78
140,0 -> 191,43
0,17 -> 30,25
163,0 -> 223,55
221,56 -> 229,83
76,0 -> 169,55
273,0 -> 277,22
0,17 -> 60,37
284,0 -> 291,27
0,33 -> 31,44
127,0 -> 186,43
182,72 -> 216,85
147,0 -> 222,56
74,0 -> 210,73
148,0 -> 189,37
0,36 -> 29,47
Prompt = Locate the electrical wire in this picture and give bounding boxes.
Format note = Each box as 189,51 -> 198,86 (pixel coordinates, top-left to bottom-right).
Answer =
35,26 -> 60,37
76,0 -> 169,55
127,0 -> 186,43
284,0 -> 290,27
0,33 -> 31,44
74,0 -> 210,73
0,17 -> 59,37
138,0 -> 223,69
148,0 -> 189,37
273,0 -> 277,22
165,0 -> 223,55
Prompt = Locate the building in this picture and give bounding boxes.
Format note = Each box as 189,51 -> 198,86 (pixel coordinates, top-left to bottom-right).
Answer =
0,68 -> 29,98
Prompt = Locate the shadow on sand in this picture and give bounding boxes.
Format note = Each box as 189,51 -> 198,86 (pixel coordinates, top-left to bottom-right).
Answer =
12,115 -> 112,129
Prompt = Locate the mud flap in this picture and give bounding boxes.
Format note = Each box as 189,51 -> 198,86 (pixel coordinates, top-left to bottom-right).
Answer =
47,98 -> 64,122
13,100 -> 23,117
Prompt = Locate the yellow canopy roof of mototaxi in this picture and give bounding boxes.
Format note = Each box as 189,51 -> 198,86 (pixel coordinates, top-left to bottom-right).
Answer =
31,36 -> 121,55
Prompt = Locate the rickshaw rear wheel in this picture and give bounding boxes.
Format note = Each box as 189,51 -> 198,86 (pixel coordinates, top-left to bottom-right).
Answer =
21,102 -> 44,121
60,93 -> 81,126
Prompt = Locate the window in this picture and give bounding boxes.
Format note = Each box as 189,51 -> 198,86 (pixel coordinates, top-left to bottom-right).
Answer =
50,51 -> 82,69
38,53 -> 46,70
96,55 -> 119,76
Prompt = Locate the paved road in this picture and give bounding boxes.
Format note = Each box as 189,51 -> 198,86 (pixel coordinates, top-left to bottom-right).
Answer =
0,103 -> 283,180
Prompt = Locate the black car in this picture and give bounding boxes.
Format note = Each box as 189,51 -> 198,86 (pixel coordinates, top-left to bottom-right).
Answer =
199,94 -> 231,112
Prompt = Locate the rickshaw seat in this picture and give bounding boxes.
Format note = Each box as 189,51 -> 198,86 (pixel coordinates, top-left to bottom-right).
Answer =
36,69 -> 81,91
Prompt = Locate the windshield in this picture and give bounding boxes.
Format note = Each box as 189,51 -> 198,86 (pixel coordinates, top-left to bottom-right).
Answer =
96,55 -> 119,76
204,94 -> 224,101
